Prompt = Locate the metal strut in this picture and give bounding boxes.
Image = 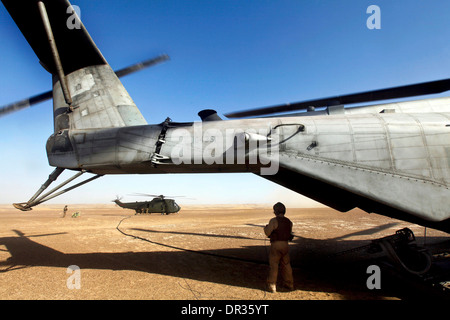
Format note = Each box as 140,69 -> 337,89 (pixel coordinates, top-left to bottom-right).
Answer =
37,1 -> 73,108
13,168 -> 103,211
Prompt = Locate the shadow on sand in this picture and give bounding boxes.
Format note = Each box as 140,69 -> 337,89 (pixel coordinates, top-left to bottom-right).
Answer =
0,227 -> 449,300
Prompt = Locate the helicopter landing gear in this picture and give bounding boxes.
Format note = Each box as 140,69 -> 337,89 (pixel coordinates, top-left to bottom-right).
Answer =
13,167 -> 103,211
368,228 -> 432,275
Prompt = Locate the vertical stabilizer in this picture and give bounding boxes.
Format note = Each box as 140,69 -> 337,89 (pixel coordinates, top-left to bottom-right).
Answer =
53,64 -> 147,131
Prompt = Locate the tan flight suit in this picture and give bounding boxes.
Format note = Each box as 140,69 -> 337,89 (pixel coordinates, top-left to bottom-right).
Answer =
264,214 -> 294,291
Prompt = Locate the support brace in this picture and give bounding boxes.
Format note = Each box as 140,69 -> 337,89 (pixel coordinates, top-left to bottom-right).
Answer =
13,168 -> 103,211
37,1 -> 73,107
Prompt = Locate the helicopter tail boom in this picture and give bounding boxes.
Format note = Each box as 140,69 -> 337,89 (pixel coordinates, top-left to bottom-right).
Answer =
113,199 -> 126,208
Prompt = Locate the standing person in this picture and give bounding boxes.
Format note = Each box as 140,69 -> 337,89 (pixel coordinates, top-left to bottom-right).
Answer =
62,205 -> 68,218
264,202 -> 294,293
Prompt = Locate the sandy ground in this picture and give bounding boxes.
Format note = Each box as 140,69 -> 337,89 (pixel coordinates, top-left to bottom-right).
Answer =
0,204 -> 448,301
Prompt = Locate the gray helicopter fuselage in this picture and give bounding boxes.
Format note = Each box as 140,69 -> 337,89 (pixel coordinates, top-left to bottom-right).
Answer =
46,98 -> 450,228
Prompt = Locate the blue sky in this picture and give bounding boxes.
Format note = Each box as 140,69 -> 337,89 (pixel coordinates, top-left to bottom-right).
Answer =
0,0 -> 449,207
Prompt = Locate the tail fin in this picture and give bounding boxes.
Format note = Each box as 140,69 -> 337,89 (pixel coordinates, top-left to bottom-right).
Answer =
2,0 -> 147,131
114,199 -> 125,208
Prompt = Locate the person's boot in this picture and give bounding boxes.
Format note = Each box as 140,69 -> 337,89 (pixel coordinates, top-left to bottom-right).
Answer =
267,283 -> 276,293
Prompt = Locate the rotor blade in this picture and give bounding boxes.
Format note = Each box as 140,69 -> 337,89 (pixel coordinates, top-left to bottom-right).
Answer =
0,54 -> 170,118
0,90 -> 52,117
114,54 -> 169,78
225,78 -> 450,118
130,193 -> 185,198
129,193 -> 167,199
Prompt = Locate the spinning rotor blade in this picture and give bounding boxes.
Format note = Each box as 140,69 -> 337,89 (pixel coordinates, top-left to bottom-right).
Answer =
130,193 -> 160,198
0,91 -> 53,118
0,54 -> 170,118
114,54 -> 169,78
130,193 -> 185,199
225,78 -> 450,118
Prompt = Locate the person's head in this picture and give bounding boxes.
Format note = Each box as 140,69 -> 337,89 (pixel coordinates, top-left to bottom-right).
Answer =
273,202 -> 286,216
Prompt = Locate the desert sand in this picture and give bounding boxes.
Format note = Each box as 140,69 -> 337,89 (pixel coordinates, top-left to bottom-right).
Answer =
0,204 -> 448,301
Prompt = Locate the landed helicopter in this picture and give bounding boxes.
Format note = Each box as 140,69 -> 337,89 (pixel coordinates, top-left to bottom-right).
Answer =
114,194 -> 181,215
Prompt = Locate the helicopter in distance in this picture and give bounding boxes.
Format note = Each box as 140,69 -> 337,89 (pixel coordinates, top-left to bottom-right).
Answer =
114,194 -> 181,215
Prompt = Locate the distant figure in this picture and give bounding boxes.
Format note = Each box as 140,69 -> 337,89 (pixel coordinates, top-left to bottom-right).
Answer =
264,202 -> 294,293
62,205 -> 68,218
